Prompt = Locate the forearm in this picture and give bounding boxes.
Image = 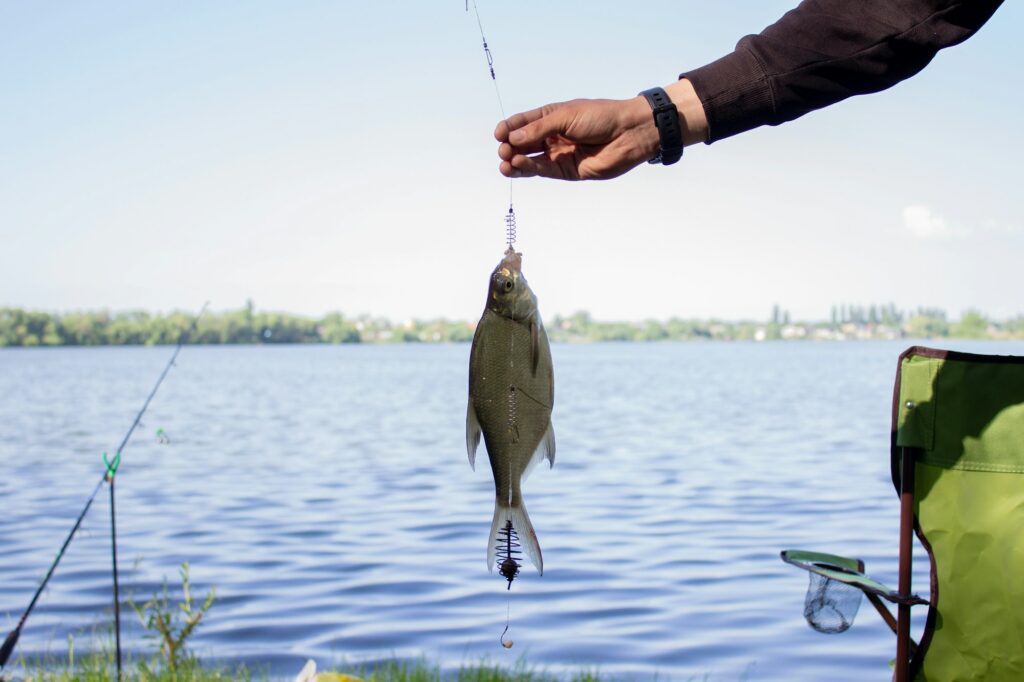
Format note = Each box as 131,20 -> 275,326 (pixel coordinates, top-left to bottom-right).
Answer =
622,79 -> 710,163
666,79 -> 710,146
684,0 -> 1004,143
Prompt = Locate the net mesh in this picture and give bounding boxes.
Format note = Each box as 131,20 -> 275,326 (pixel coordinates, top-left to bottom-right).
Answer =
803,571 -> 862,634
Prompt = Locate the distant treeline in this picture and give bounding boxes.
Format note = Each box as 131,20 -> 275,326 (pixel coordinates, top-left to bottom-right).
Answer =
0,303 -> 472,347
1,304 -> 1023,347
549,309 -> 1024,342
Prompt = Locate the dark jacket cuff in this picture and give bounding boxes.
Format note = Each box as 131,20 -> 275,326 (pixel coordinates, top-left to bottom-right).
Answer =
682,46 -> 773,144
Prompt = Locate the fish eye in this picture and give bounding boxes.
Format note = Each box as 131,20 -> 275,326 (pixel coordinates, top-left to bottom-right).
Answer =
503,280 -> 513,292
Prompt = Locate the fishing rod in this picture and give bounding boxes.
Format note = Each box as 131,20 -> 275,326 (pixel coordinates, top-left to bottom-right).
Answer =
0,303 -> 209,675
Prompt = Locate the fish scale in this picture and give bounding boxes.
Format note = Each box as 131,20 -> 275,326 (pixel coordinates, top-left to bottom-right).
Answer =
466,250 -> 555,579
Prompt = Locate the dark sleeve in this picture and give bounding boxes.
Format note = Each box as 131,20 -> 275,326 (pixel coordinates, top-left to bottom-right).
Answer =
682,0 -> 1003,143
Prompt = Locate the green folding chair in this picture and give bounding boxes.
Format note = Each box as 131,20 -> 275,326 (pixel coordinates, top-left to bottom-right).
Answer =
782,346 -> 1024,681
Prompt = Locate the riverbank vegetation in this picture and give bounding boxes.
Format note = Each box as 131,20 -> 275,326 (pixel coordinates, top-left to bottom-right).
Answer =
13,562 -> 605,681
2,302 -> 1023,347
21,651 -> 606,682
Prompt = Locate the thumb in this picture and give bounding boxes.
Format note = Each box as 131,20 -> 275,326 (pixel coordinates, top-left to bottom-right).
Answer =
508,104 -> 573,148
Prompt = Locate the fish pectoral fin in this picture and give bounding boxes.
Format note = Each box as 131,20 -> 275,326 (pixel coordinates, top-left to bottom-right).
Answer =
542,422 -> 555,469
466,401 -> 482,470
530,318 -> 539,376
521,422 -> 556,481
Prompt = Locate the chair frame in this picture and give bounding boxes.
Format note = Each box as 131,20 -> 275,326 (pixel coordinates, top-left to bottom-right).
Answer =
895,444 -> 916,682
784,345 -> 1024,681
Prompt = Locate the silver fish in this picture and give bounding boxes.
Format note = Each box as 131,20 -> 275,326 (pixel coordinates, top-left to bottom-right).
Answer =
466,248 -> 555,576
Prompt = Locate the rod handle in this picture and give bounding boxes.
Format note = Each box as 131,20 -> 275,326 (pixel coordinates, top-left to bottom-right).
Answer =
0,628 -> 21,668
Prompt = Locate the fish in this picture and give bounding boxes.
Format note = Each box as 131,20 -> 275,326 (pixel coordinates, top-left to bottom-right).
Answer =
466,247 -> 555,577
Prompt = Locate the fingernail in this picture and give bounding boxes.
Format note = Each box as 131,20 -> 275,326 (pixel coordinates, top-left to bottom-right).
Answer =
509,130 -> 525,144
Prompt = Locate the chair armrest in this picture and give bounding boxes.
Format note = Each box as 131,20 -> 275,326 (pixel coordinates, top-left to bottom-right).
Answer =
781,549 -> 928,606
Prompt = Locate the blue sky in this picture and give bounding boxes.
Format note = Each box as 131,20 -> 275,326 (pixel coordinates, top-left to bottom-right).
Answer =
1,1 -> 1021,322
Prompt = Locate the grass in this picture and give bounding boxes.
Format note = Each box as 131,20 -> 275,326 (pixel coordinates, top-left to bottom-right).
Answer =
14,651 -> 610,682
355,659 -> 604,682
5,567 -> 610,681
13,643 -> 251,681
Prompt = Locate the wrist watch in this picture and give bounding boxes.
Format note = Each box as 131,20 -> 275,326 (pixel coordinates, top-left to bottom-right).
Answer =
639,87 -> 683,166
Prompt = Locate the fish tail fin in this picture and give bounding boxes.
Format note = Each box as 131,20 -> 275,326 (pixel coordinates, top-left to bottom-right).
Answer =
487,499 -> 543,576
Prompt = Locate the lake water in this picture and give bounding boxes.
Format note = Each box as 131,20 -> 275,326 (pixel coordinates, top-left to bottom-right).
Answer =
2,340 -> 1023,680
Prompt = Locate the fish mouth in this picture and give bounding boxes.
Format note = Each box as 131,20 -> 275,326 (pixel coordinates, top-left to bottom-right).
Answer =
501,247 -> 523,274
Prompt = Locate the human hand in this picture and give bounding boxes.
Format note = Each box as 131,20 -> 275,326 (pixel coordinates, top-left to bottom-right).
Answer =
494,79 -> 707,181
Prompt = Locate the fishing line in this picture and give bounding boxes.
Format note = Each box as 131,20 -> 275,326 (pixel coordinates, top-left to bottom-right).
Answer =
467,0 -> 516,250
466,0 -> 527,647
0,303 -> 209,673
496,520 -> 521,649
500,595 -> 514,648
469,0 -> 507,121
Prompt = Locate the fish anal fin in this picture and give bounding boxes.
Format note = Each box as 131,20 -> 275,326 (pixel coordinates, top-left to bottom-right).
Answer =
466,401 -> 482,470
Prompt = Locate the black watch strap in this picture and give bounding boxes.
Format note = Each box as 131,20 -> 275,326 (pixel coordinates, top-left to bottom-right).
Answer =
639,87 -> 683,166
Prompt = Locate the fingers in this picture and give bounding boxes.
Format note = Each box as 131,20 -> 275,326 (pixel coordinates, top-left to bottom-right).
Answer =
494,119 -> 511,143
499,136 -> 547,157
496,105 -> 565,171
499,153 -> 576,181
493,105 -> 551,142
498,140 -> 549,161
495,101 -> 580,180
513,154 -> 569,180
508,107 -> 573,149
498,160 -> 521,178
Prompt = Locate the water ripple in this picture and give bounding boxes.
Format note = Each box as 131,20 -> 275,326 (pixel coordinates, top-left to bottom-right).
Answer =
3,341 -> 1023,679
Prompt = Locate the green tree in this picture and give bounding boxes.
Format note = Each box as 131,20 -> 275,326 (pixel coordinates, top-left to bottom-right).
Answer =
951,309 -> 989,338
320,312 -> 361,343
906,313 -> 950,338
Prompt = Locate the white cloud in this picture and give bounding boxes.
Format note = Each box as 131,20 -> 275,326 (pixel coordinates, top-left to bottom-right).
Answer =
903,205 -> 958,240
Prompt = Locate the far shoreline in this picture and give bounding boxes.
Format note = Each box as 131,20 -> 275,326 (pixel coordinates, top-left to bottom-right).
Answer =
5,337 -> 1024,350
2,304 -> 1021,347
